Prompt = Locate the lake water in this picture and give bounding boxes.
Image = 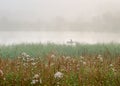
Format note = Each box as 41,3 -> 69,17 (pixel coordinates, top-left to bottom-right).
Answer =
0,31 -> 120,45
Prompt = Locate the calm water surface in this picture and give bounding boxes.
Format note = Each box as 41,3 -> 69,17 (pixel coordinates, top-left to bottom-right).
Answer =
0,31 -> 120,45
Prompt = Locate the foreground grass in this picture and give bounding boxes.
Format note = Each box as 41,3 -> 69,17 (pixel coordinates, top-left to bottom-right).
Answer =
0,53 -> 120,86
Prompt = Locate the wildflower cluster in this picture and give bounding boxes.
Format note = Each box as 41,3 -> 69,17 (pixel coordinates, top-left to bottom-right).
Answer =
97,54 -> 103,62
54,72 -> 63,79
0,53 -> 120,86
80,56 -> 87,65
31,74 -> 42,85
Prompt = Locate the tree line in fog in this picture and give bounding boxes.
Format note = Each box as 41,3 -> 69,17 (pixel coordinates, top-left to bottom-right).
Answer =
0,12 -> 120,32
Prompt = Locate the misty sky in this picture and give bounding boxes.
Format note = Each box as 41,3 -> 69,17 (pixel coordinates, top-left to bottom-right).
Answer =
0,0 -> 120,32
0,0 -> 120,44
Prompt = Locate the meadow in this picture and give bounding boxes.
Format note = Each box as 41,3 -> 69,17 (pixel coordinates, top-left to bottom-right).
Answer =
0,43 -> 120,59
0,43 -> 120,86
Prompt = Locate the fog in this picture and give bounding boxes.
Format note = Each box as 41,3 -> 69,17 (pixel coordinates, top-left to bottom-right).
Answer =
0,0 -> 120,44
0,31 -> 120,45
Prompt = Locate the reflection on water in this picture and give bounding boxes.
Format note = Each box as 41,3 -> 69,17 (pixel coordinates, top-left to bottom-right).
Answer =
0,31 -> 120,45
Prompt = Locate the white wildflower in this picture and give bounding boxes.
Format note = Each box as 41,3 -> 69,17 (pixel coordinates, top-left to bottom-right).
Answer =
97,54 -> 102,59
93,62 -> 96,64
31,80 -> 38,84
21,52 -> 27,56
76,64 -> 80,70
83,61 -> 86,65
0,69 -> 3,76
31,74 -> 42,84
57,82 -> 60,85
80,56 -> 84,59
22,57 -> 26,61
31,62 -> 36,66
62,55 -> 66,58
21,52 -> 30,58
99,57 -> 103,62
97,54 -> 103,62
26,55 -> 30,58
30,58 -> 35,61
26,57 -> 30,62
110,64 -> 113,67
23,63 -> 28,66
51,54 -> 55,58
54,72 -> 63,79
33,74 -> 39,79
111,68 -> 116,72
3,77 -> 6,80
50,63 -> 54,66
65,56 -> 71,59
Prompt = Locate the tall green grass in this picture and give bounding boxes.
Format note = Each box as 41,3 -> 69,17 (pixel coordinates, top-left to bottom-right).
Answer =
0,43 -> 120,58
0,43 -> 120,85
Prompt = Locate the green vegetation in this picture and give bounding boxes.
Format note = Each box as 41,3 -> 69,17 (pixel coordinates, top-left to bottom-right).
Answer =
0,43 -> 120,85
0,43 -> 120,59
0,53 -> 120,86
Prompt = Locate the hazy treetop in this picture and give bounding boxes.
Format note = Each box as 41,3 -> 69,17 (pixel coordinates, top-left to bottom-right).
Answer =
0,0 -> 120,32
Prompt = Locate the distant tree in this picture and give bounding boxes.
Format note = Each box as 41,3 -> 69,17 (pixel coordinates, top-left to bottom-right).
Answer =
0,16 -> 9,25
101,12 -> 120,32
54,16 -> 66,30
